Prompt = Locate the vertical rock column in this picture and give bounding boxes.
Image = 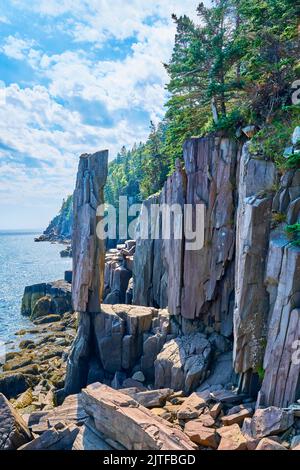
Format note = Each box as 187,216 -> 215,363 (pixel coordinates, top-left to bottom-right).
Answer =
181,136 -> 237,333
260,169 -> 300,407
161,159 -> 187,316
65,150 -> 108,394
233,142 -> 276,378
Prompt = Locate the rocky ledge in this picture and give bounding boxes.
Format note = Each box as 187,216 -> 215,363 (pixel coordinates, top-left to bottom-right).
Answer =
1,381 -> 300,450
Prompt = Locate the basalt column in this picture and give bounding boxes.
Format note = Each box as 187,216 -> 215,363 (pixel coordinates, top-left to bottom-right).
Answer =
64,150 -> 108,394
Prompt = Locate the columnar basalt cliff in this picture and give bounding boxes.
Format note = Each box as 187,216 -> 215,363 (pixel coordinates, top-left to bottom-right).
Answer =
63,132 -> 299,407
132,132 -> 300,406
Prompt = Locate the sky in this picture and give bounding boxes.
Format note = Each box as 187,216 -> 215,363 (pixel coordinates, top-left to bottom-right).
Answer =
0,0 -> 204,230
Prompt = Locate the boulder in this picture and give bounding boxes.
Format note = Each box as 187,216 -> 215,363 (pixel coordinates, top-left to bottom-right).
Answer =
0,393 -> 32,449
121,388 -> 173,408
21,280 -> 72,319
18,422 -> 79,450
242,407 -> 294,439
255,438 -> 287,451
155,334 -> 212,393
81,383 -> 196,450
217,424 -> 247,450
0,373 -> 31,399
132,371 -> 145,383
177,392 -> 206,420
184,421 -> 219,449
221,409 -> 252,426
210,403 -> 222,420
197,351 -> 236,391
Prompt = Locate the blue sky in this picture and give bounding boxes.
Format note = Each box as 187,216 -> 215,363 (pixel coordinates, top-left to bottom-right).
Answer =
0,0 -> 203,229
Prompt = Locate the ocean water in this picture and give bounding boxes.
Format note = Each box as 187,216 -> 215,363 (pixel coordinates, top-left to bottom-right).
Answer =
0,231 -> 72,344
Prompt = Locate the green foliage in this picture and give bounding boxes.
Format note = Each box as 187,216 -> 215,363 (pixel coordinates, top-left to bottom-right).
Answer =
284,152 -> 300,170
257,365 -> 265,382
249,106 -> 300,167
104,0 -> 300,225
60,195 -> 73,223
285,223 -> 300,247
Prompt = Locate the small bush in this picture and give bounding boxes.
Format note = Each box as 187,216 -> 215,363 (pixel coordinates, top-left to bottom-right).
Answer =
285,223 -> 300,247
284,152 -> 300,169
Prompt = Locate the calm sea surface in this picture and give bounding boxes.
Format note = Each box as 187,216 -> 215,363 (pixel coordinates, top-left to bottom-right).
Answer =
0,231 -> 71,345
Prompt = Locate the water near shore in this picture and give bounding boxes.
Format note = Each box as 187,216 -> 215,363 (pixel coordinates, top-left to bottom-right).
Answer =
0,230 -> 71,344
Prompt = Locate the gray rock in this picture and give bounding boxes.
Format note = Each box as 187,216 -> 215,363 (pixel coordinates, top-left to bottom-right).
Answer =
243,406 -> 294,439
0,393 -> 32,449
155,333 -> 212,394
72,151 -> 108,313
72,417 -> 112,450
197,351 -> 236,391
234,142 -> 276,374
21,280 -> 72,319
19,423 -> 79,450
0,373 -> 30,399
81,383 -> 196,450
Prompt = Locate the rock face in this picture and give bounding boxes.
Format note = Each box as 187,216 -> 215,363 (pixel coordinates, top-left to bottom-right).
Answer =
133,194 -> 168,309
65,304 -> 168,394
133,137 -> 237,335
72,150 -> 108,313
21,280 -> 72,320
64,150 -> 108,394
103,241 -> 135,304
155,334 -> 212,394
259,170 -> 300,407
233,143 -> 276,374
81,383 -> 196,450
0,393 -> 32,449
181,137 -> 237,331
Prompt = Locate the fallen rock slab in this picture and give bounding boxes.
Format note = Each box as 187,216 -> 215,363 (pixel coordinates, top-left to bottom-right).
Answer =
242,407 -> 294,439
0,393 -> 32,449
255,438 -> 287,451
122,388 -> 173,408
177,392 -> 206,420
217,424 -> 247,450
72,418 -> 113,450
81,383 -> 196,450
18,423 -> 79,450
221,408 -> 252,426
38,394 -> 89,428
184,420 -> 219,449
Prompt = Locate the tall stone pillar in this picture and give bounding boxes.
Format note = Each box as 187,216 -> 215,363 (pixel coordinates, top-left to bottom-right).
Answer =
64,150 -> 108,394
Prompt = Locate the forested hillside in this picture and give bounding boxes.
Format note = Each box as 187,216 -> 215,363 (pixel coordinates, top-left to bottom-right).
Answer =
105,0 -> 299,209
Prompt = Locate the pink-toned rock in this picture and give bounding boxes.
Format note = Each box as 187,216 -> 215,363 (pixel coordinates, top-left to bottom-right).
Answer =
210,403 -> 222,420
242,407 -> 294,439
217,424 -> 247,450
255,438 -> 287,451
81,383 -> 196,450
184,420 -> 219,449
177,392 -> 206,420
197,413 -> 215,427
221,408 -> 252,426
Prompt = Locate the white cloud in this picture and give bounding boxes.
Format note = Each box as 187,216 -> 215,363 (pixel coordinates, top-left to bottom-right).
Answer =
1,36 -> 37,61
0,0 -> 207,228
0,15 -> 10,24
